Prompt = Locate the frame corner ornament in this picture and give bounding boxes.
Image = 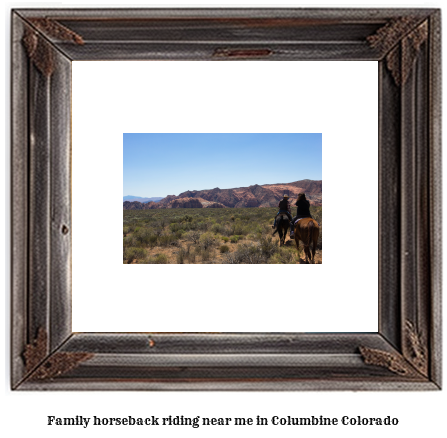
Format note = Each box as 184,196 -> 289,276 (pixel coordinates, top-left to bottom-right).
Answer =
404,320 -> 428,377
367,17 -> 429,86
22,17 -> 84,76
358,346 -> 424,380
27,352 -> 94,381
22,328 -> 93,381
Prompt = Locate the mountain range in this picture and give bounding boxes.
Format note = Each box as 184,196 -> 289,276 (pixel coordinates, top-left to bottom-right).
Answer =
123,180 -> 321,210
123,195 -> 164,203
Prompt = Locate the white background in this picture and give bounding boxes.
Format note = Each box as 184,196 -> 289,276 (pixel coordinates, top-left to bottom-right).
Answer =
2,1 -> 445,438
72,60 -> 378,332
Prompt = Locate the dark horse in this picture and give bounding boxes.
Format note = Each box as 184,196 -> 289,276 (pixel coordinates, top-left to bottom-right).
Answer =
272,213 -> 290,246
294,218 -> 320,263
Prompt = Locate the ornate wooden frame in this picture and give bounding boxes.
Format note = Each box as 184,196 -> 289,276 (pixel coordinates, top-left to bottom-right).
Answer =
11,8 -> 442,390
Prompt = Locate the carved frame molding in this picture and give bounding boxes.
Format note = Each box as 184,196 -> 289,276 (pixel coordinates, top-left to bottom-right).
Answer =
11,8 -> 441,390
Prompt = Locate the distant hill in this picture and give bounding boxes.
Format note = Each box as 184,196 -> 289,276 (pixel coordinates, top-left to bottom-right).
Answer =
123,196 -> 164,203
123,180 -> 321,210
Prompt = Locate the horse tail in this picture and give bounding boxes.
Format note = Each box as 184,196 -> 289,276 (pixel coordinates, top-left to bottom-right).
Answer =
307,220 -> 314,251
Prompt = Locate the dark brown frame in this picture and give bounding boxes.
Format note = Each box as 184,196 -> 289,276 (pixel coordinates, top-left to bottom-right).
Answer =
11,8 -> 441,390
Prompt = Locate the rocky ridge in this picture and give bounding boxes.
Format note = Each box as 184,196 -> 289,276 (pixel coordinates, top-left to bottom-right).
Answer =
123,179 -> 322,210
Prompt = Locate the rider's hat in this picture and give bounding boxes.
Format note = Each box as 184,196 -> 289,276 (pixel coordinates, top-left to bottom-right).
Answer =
283,194 -> 289,198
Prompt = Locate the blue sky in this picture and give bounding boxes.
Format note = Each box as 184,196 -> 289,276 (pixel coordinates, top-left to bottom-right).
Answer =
123,133 -> 322,197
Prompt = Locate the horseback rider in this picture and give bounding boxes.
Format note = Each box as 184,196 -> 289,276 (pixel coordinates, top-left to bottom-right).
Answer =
272,194 -> 293,230
290,193 -> 313,237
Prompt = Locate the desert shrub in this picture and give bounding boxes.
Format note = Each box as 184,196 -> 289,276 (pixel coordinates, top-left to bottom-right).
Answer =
152,226 -> 164,237
269,247 -> 296,264
123,237 -> 133,248
211,223 -> 223,234
258,236 -> 278,258
146,234 -> 158,248
197,221 -> 209,231
251,224 -> 265,240
169,239 -> 181,248
308,207 -> 323,249
241,224 -> 251,236
158,234 -> 177,247
123,247 -> 146,264
133,229 -> 156,247
185,230 -> 202,244
146,253 -> 169,264
176,248 -> 185,264
199,232 -> 215,250
174,230 -> 183,239
310,206 -> 322,224
169,222 -> 181,233
233,223 -> 244,235
230,235 -> 241,244
237,243 -> 266,264
221,225 -> 233,237
221,236 -> 229,243
168,216 -> 180,224
224,252 -> 243,264
201,248 -> 211,262
224,243 -> 265,264
220,245 -> 230,254
262,223 -> 272,234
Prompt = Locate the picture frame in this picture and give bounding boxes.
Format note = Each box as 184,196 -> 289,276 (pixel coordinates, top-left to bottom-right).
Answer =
11,8 -> 441,390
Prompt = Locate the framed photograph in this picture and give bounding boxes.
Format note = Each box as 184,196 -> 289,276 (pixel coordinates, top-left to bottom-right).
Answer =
11,8 -> 441,390
122,133 -> 323,265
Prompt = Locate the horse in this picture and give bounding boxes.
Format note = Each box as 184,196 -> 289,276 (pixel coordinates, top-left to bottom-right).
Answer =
272,213 -> 290,246
294,218 -> 320,263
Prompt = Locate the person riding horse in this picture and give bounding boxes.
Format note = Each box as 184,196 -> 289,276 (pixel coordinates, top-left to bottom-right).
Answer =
290,193 -> 313,237
272,194 -> 293,232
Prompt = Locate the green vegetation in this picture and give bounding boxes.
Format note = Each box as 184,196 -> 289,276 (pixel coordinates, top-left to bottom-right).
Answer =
123,206 -> 322,264
123,247 -> 146,264
146,254 -> 169,264
220,245 -> 230,254
269,247 -> 298,264
199,232 -> 215,250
